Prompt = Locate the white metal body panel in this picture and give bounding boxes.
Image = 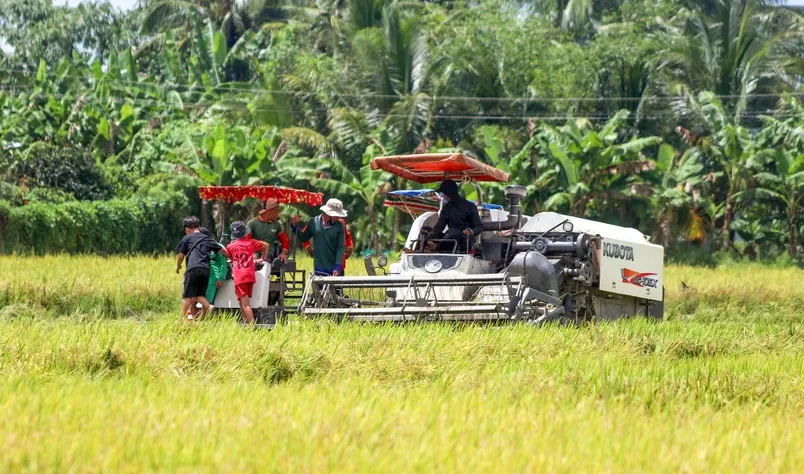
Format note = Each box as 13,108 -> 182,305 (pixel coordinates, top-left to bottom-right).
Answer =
213,264 -> 271,308
598,236 -> 664,301
396,254 -> 494,301
405,212 -> 438,249
522,212 -> 648,244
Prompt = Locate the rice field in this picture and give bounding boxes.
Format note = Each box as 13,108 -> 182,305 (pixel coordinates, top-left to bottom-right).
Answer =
0,255 -> 802,472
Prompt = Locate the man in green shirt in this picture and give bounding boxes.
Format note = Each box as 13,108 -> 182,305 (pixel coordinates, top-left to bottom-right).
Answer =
292,198 -> 347,276
246,198 -> 290,263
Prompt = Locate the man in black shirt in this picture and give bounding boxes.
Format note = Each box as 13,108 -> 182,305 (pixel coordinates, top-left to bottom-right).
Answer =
175,216 -> 229,321
430,179 -> 484,252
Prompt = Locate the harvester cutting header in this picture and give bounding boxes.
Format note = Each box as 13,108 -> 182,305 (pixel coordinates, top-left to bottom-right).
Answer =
300,153 -> 664,324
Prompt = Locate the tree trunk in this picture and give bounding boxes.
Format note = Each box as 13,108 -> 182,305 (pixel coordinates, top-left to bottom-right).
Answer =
790,206 -> 797,258
554,0 -> 567,27
212,201 -> 228,240
528,118 -> 538,172
0,208 -> 6,254
108,122 -> 116,157
220,203 -> 227,240
659,209 -> 672,249
369,209 -> 380,257
723,195 -> 733,251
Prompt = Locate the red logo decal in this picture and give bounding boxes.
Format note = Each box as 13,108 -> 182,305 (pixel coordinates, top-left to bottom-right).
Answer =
621,268 -> 659,288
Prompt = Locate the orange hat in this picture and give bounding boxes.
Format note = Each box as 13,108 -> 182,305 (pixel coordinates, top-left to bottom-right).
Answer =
259,198 -> 280,214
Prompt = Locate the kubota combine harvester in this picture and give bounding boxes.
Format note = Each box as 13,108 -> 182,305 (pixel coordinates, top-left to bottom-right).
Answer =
299,153 -> 664,323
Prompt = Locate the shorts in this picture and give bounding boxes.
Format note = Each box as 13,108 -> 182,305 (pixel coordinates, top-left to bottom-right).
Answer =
235,282 -> 254,299
183,268 -> 210,299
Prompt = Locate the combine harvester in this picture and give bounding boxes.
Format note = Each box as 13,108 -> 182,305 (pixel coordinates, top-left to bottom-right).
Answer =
300,153 -> 664,324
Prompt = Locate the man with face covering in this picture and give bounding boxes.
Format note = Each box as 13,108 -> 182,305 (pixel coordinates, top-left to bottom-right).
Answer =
429,179 -> 484,252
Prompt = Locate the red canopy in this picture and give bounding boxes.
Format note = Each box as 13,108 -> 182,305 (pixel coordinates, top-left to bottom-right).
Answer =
199,186 -> 324,206
370,153 -> 509,184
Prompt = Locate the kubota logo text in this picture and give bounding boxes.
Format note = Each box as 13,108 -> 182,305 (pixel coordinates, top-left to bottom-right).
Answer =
621,268 -> 659,288
603,242 -> 634,261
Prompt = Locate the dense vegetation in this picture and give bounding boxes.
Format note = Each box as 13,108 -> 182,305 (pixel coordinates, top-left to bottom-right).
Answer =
1,0 -> 804,261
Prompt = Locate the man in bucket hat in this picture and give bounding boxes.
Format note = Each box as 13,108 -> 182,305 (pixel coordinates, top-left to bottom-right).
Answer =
292,198 -> 347,276
303,218 -> 353,274
247,197 -> 290,263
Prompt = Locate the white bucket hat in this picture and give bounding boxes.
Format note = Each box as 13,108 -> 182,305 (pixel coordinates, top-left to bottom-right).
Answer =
320,198 -> 348,217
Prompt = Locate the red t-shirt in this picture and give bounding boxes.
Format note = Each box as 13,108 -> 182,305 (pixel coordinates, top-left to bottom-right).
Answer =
226,237 -> 266,284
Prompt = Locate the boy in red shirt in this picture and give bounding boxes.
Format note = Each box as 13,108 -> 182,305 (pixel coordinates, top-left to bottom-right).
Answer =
226,221 -> 269,324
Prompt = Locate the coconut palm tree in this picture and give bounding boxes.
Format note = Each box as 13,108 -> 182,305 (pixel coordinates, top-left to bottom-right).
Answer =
526,0 -> 612,32
658,0 -> 804,119
139,0 -> 285,47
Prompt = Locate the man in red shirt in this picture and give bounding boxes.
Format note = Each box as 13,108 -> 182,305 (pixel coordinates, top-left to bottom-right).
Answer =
226,221 -> 269,324
303,217 -> 353,274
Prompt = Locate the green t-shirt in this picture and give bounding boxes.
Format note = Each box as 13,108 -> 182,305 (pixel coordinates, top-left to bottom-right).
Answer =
295,216 -> 345,273
247,217 -> 284,248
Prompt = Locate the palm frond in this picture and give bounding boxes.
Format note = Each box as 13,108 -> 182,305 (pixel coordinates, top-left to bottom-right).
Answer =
280,127 -> 330,153
140,0 -> 199,35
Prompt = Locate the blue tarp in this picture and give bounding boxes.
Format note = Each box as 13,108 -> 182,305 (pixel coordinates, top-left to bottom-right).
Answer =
386,190 -> 503,210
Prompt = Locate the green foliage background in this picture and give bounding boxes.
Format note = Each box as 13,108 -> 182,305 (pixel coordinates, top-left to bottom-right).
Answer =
1,0 -> 803,261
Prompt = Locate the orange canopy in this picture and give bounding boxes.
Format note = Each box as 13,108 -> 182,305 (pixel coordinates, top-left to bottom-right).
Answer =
199,186 -> 323,205
370,153 -> 509,184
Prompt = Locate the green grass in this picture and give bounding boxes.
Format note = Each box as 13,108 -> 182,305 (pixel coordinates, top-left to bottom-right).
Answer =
0,256 -> 802,472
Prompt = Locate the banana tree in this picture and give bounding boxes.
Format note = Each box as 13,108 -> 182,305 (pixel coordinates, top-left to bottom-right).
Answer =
476,126 -> 557,213
536,110 -> 661,224
644,144 -> 709,248
682,92 -> 755,251
748,150 -> 803,257
172,121 -> 290,235
740,117 -> 804,256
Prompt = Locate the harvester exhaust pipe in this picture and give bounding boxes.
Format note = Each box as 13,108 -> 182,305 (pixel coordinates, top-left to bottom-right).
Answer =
483,185 -> 527,231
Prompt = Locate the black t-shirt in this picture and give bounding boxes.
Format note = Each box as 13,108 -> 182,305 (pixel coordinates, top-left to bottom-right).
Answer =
176,232 -> 220,272
432,197 -> 484,239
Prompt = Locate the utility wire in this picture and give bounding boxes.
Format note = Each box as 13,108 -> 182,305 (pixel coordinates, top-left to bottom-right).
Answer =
0,85 -> 788,115
0,87 -> 794,124
3,66 -> 804,103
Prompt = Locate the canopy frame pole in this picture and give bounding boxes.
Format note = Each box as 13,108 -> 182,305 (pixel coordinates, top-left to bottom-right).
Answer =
201,200 -> 208,229
472,179 -> 483,206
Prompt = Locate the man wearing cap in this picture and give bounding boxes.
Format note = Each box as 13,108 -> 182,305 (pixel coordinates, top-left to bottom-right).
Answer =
247,198 -> 290,263
430,179 -> 483,252
303,218 -> 353,274
292,198 -> 347,276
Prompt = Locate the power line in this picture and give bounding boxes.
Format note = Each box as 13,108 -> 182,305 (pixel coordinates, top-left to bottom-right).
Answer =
0,85 -> 787,114
3,65 -> 804,103
0,87 -> 794,124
